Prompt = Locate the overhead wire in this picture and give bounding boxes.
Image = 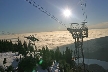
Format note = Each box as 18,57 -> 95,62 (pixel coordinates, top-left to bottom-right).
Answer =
80,0 -> 87,22
25,0 -> 67,28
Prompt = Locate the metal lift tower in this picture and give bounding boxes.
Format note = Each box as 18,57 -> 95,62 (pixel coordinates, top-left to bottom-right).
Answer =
24,35 -> 39,51
67,22 -> 88,72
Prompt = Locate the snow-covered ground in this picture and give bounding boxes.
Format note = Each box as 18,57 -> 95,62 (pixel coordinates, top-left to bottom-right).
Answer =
0,52 -> 60,72
0,52 -> 20,69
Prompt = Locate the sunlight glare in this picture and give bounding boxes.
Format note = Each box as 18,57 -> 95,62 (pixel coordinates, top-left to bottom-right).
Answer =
63,8 -> 72,17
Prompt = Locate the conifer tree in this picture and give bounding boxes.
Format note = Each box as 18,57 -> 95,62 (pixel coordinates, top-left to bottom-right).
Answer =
9,40 -> 13,51
6,65 -> 14,72
0,40 -> 2,52
50,50 -> 55,60
1,40 -> 4,52
23,40 -> 28,51
65,47 -> 72,64
2,40 -> 4,51
13,43 -> 18,52
40,46 -> 52,69
17,40 -> 24,54
18,56 -> 37,72
55,46 -> 62,62
0,66 -> 5,72
4,40 -> 7,51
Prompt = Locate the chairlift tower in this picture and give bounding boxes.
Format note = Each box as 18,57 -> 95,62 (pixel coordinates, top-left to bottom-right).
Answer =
67,22 -> 88,72
24,35 -> 39,51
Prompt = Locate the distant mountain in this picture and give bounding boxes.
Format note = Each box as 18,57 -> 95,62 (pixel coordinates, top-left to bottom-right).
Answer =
88,22 -> 108,29
84,36 -> 108,62
87,64 -> 108,72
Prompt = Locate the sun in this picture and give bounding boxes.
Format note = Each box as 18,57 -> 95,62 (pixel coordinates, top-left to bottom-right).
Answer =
63,8 -> 72,17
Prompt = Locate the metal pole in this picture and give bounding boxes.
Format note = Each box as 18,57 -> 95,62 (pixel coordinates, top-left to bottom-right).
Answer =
81,42 -> 85,72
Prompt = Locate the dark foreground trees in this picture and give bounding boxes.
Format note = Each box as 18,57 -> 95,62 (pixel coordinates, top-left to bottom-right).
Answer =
0,39 -> 34,57
0,39 -> 104,72
18,56 -> 37,72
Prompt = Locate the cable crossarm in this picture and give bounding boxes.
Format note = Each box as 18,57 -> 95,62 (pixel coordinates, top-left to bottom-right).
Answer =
25,0 -> 67,28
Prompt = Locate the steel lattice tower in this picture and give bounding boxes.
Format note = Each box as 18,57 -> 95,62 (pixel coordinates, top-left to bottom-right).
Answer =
67,22 -> 88,72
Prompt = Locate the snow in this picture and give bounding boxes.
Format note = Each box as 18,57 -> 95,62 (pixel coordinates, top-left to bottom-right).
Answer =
0,52 -> 22,69
0,52 -> 60,72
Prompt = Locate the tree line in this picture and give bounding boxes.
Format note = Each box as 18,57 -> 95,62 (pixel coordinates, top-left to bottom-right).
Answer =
0,39 -> 76,72
0,39 -> 96,72
0,39 -> 34,56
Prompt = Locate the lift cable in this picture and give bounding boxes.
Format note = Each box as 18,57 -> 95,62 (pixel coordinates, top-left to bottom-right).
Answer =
25,0 -> 67,28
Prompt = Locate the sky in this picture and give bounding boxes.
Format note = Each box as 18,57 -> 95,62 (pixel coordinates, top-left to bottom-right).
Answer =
0,0 -> 108,34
